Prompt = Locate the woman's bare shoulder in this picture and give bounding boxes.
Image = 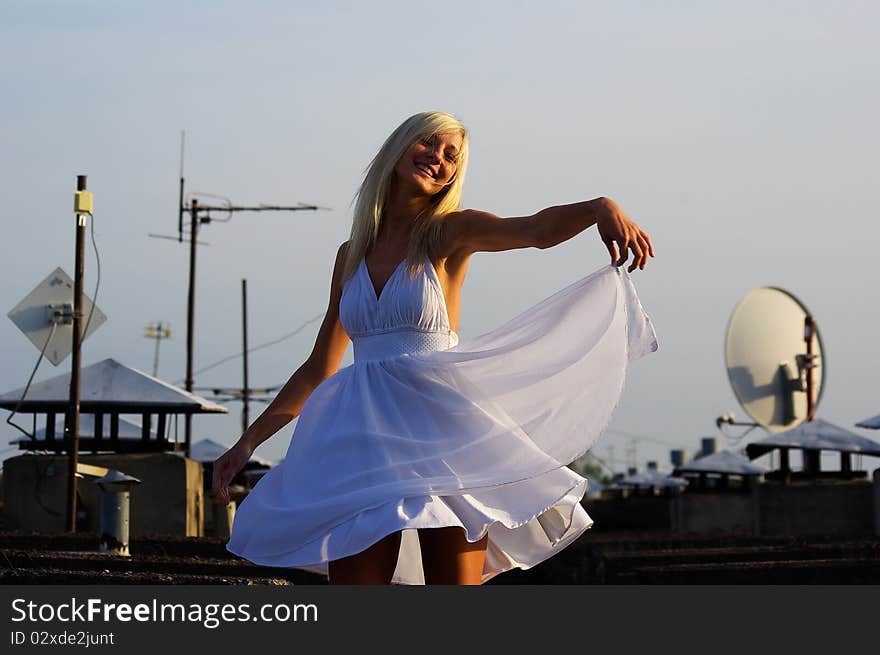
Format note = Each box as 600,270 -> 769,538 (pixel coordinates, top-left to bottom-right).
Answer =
328,240 -> 352,288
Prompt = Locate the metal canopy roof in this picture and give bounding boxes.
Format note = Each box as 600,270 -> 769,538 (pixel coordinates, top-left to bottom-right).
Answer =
674,450 -> 765,476
188,438 -> 274,467
615,469 -> 688,489
0,358 -> 228,414
855,414 -> 880,429
745,417 -> 880,459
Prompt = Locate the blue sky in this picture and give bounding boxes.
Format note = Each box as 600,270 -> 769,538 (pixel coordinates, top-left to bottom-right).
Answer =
2,1 -> 878,473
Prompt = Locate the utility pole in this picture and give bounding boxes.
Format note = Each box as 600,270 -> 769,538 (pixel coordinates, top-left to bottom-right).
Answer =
241,279 -> 249,433
184,198 -> 198,454
66,174 -> 92,533
195,278 -> 277,433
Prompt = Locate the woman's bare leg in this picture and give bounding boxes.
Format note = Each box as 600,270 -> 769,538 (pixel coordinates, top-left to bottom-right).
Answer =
419,526 -> 488,585
328,531 -> 402,585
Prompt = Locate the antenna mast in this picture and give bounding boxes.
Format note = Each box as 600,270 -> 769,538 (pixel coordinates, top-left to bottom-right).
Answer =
158,132 -> 328,455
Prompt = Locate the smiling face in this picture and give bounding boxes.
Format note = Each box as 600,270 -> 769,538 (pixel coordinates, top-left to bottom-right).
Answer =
393,130 -> 464,197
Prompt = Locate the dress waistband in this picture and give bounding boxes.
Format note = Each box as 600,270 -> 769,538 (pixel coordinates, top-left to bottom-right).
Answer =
352,329 -> 460,362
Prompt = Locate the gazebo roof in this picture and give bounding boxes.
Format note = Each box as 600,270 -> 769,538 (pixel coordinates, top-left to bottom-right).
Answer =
745,418 -> 880,459
855,414 -> 880,429
674,450 -> 765,476
0,358 -> 228,414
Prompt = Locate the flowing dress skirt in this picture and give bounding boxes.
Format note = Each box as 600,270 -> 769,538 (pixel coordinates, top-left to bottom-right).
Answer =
227,265 -> 657,583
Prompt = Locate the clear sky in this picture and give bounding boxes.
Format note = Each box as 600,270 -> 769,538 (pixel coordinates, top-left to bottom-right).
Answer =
2,1 -> 878,474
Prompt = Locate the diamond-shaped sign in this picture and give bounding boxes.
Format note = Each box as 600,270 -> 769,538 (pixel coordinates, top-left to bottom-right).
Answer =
7,267 -> 107,366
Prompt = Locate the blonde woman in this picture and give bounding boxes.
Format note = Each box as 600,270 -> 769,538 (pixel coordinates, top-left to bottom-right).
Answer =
214,111 -> 657,585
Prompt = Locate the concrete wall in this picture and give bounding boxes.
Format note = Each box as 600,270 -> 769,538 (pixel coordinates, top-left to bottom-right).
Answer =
584,495 -> 674,530
584,477 -> 879,537
757,480 -> 873,537
677,491 -> 755,534
3,453 -> 203,537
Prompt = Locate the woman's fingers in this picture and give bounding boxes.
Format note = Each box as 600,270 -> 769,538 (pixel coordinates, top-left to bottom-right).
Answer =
212,454 -> 235,505
615,236 -> 630,267
604,237 -> 619,265
635,233 -> 651,270
640,229 -> 655,258
627,233 -> 644,273
598,202 -> 654,272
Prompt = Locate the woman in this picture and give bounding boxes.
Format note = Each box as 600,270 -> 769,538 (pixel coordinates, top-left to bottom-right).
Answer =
214,111 -> 657,585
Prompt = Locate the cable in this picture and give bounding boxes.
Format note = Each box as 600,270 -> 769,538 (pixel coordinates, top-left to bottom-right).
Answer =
79,209 -> 102,348
719,423 -> 760,446
2,324 -> 65,518
603,427 -> 691,450
173,312 -> 323,384
5,323 -> 57,441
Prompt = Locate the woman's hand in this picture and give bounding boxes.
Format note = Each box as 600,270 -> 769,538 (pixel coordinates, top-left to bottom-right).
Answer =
212,438 -> 255,506
594,198 -> 654,272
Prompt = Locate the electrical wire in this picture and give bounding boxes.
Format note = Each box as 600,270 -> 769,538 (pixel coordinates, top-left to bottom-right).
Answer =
603,427 -> 692,450
173,312 -> 324,385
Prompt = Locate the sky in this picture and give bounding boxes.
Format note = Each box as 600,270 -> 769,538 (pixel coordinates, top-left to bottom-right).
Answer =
1,1 -> 878,475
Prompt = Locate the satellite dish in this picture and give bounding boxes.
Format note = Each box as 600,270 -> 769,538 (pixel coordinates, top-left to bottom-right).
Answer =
725,286 -> 824,432
7,267 -> 107,366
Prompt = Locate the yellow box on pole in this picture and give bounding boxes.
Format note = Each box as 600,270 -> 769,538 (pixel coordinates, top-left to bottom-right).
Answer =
74,190 -> 93,215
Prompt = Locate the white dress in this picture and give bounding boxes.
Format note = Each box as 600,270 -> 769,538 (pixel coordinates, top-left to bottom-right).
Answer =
227,257 -> 657,584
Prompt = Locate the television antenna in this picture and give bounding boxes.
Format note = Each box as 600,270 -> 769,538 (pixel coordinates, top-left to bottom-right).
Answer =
149,131 -> 328,454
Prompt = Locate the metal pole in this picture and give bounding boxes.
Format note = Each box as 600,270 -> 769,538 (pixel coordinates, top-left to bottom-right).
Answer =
178,131 -> 185,243
242,279 -> 250,433
184,199 -> 198,455
805,316 -> 815,422
66,174 -> 87,532
152,322 -> 161,377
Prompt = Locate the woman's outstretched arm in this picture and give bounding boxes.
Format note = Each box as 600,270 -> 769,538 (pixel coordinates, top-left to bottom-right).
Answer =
445,197 -> 654,272
211,241 -> 351,504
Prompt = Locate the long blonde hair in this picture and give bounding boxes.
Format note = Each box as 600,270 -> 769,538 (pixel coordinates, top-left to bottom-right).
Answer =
343,111 -> 469,281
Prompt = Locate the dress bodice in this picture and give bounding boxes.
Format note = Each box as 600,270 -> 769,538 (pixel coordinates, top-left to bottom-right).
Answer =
339,257 -> 460,362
